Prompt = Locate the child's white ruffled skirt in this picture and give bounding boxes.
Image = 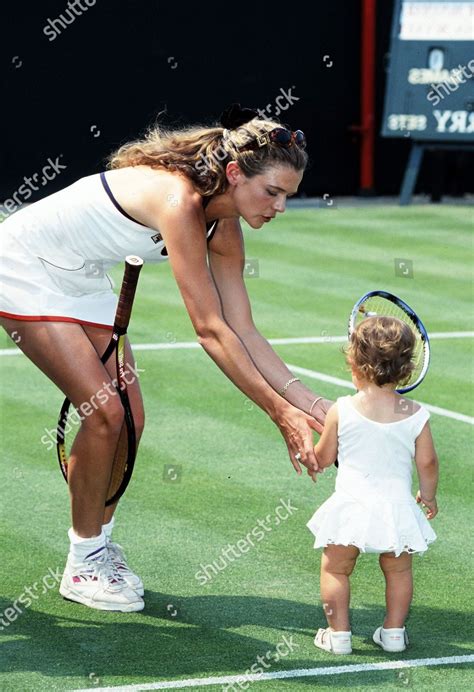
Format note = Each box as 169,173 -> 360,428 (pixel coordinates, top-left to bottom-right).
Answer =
306,489 -> 436,557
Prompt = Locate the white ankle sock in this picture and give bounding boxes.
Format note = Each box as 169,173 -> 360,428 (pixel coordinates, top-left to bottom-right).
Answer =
68,528 -> 106,565
102,516 -> 115,540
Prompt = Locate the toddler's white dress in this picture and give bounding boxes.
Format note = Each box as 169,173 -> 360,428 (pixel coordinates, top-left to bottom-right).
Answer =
307,395 -> 437,557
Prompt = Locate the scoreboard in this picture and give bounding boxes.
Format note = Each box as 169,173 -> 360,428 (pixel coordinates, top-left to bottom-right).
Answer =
382,0 -> 474,142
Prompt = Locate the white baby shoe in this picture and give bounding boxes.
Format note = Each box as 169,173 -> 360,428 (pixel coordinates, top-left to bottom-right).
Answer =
373,626 -> 409,652
314,627 -> 352,654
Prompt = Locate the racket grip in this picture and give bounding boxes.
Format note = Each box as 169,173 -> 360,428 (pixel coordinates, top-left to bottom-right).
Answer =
114,256 -> 144,332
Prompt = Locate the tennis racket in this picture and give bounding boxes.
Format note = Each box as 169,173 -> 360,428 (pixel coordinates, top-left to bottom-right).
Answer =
56,255 -> 144,506
348,290 -> 430,393
332,290 -> 430,469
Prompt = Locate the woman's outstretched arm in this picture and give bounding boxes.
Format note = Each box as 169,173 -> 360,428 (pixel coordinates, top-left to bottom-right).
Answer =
144,186 -> 321,476
208,217 -> 332,427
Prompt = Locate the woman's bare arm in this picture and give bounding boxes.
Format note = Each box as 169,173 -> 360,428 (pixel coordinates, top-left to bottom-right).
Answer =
144,185 -> 320,475
208,217 -> 331,426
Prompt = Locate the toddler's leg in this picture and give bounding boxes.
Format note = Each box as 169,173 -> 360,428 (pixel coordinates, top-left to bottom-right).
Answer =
379,552 -> 413,628
320,545 -> 359,631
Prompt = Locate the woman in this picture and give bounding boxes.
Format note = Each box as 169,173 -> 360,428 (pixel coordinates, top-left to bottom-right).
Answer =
0,104 -> 331,611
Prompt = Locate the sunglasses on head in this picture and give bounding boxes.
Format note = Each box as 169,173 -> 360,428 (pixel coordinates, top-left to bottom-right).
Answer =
236,127 -> 306,152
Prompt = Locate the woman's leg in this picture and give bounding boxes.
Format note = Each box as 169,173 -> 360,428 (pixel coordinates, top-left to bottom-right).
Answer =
79,325 -> 146,595
0,318 -> 131,537
81,325 -> 145,526
379,552 -> 413,628
320,544 -> 359,631
1,317 -> 145,609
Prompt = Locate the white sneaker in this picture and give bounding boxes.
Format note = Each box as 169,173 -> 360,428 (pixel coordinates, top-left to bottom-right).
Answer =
314,628 -> 352,654
106,540 -> 144,596
373,626 -> 409,652
59,547 -> 144,612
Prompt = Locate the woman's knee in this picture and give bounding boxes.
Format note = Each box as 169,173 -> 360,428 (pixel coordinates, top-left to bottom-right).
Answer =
80,386 -> 145,440
81,397 -> 124,437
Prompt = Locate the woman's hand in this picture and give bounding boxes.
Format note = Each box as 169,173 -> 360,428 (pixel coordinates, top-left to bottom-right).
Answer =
310,397 -> 334,428
275,403 -> 323,480
416,490 -> 438,519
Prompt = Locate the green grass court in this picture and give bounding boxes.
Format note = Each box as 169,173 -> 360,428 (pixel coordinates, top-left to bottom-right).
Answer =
0,205 -> 473,690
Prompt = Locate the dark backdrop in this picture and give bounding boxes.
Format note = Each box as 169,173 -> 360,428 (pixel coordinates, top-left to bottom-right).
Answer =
1,0 -> 472,202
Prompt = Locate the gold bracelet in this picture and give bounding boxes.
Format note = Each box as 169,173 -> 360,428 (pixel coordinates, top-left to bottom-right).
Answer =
278,377 -> 300,397
309,396 -> 323,416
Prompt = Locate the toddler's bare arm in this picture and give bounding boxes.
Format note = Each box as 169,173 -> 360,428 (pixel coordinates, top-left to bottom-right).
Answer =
414,422 -> 439,519
313,404 -> 339,471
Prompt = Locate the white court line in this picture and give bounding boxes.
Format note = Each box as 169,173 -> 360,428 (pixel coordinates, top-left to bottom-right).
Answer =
263,331 -> 474,344
428,331 -> 474,339
287,363 -> 474,425
1,334 -> 472,425
1,331 -> 473,357
72,654 -> 474,691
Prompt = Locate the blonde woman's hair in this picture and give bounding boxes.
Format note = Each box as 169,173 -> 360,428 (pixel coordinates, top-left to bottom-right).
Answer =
106,117 -> 308,198
344,316 -> 416,387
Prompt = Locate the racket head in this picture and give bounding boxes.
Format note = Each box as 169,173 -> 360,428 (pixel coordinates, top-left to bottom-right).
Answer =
105,333 -> 137,506
55,340 -> 136,507
347,290 -> 430,393
105,254 -> 143,502
57,398 -> 72,481
56,255 -> 143,505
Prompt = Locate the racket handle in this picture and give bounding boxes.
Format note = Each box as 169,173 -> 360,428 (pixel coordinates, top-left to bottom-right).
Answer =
114,255 -> 144,332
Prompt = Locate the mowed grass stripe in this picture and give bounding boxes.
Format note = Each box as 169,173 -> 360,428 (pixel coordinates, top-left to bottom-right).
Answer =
107,205 -> 474,342
0,206 -> 472,691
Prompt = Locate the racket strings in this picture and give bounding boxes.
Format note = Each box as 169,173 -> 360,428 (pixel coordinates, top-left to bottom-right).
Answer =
59,412 -> 132,505
355,296 -> 426,388
106,422 -> 130,502
56,256 -> 144,506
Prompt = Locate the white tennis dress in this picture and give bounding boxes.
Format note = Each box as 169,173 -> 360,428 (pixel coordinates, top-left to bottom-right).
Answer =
0,172 -> 218,328
307,395 -> 437,557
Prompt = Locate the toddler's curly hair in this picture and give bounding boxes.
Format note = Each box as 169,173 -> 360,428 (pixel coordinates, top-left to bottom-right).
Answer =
345,316 -> 416,387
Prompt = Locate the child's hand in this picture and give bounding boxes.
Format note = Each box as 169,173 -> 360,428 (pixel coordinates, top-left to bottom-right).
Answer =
416,490 -> 438,519
307,468 -> 323,483
307,450 -> 326,483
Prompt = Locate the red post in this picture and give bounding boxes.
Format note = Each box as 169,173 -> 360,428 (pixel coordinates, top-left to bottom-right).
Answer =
360,0 -> 376,193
